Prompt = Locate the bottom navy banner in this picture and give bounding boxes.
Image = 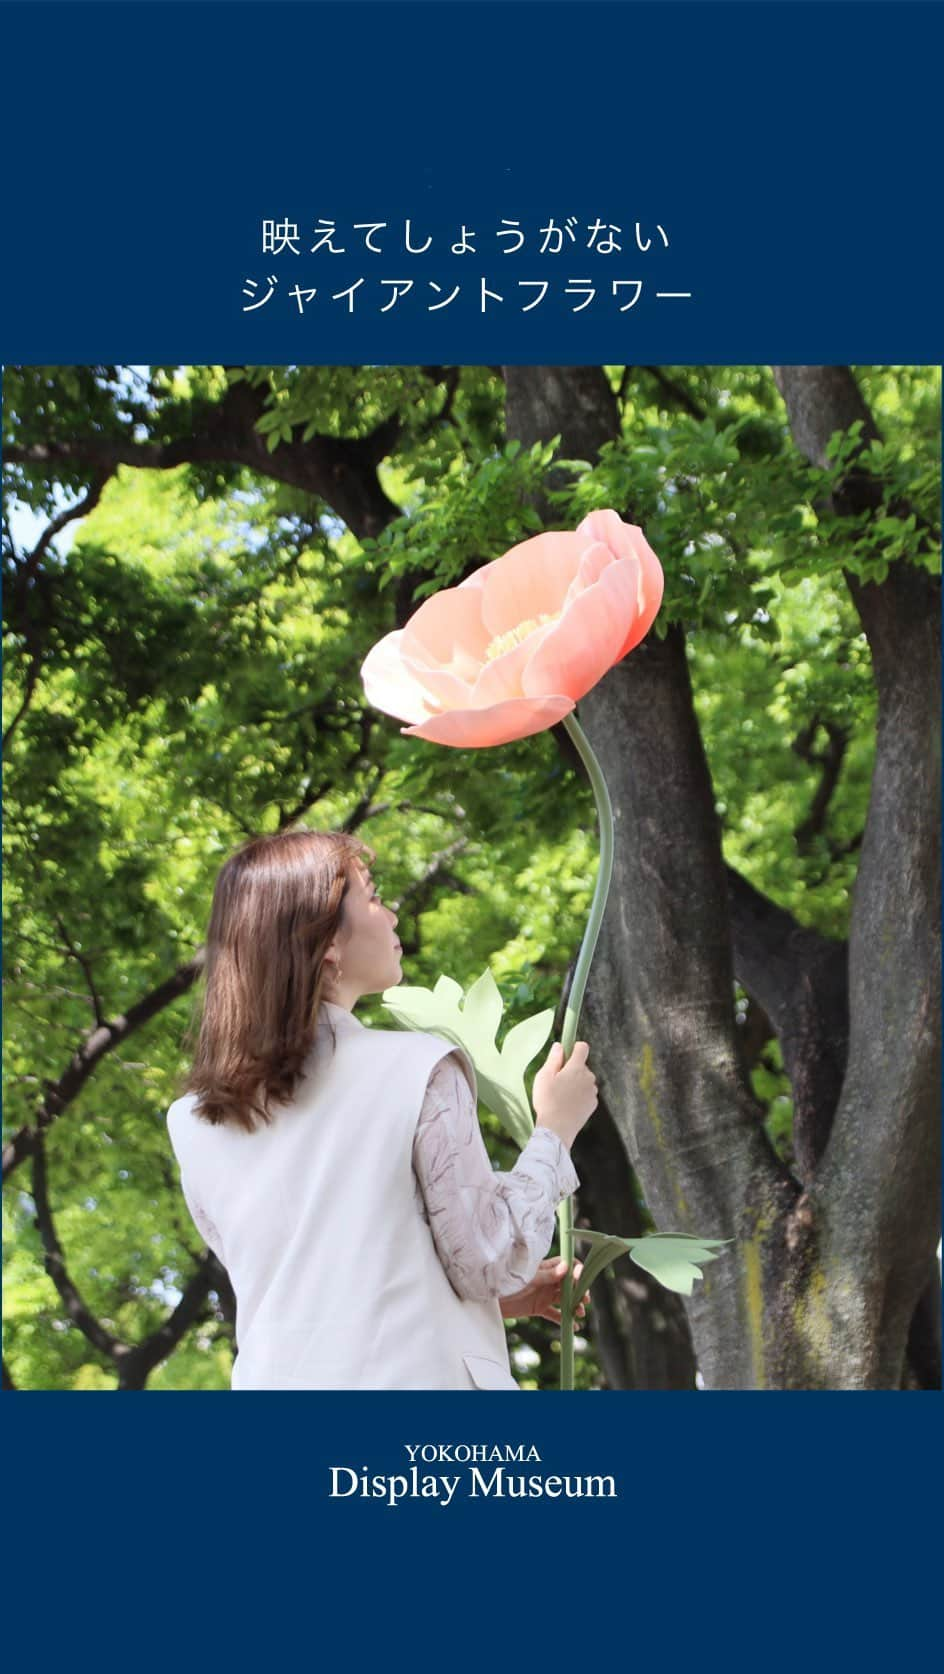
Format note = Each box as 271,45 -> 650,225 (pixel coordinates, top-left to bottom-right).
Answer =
7,1390 -> 939,1668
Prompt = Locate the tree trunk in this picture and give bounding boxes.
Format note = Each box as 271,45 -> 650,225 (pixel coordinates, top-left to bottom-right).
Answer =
504,363 -> 941,1388
773,366 -> 941,1387
506,365 -> 796,1388
572,1096 -> 697,1389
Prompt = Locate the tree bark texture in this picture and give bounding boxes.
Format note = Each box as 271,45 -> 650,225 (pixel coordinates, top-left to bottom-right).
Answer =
504,363 -> 941,1388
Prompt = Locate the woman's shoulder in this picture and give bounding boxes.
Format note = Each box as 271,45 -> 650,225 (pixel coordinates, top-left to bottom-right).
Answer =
401,1032 -> 478,1103
166,1090 -> 202,1136
366,1024 -> 475,1082
373,1024 -> 465,1056
166,1090 -> 197,1122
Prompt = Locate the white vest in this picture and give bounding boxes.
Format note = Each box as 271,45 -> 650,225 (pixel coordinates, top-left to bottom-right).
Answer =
166,1002 -> 521,1390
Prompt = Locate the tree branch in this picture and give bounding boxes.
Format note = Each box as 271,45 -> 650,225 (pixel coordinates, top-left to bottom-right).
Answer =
774,365 -> 941,1379
17,471 -> 111,590
4,473 -> 112,753
2,951 -> 206,1181
53,910 -> 106,1029
791,715 -> 852,850
18,1113 -> 228,1388
724,864 -> 848,1180
6,378 -> 402,542
640,366 -> 707,421
30,1129 -> 123,1360
113,1252 -> 224,1390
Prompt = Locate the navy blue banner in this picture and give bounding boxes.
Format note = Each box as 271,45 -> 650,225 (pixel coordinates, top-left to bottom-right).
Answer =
12,1391 -> 943,1669
1,1 -> 942,362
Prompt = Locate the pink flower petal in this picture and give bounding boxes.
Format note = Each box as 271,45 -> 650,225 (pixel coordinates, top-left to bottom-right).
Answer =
360,514 -> 663,745
466,617 -> 560,708
402,566 -> 492,705
614,539 -> 664,657
615,586 -> 663,660
521,556 -> 641,702
576,508 -> 638,559
576,511 -> 665,659
479,531 -> 583,640
401,585 -> 492,684
401,692 -> 576,749
400,650 -> 476,709
560,539 -> 619,614
360,630 -> 442,724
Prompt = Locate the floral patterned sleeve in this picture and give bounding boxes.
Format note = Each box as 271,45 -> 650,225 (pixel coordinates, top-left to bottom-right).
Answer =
412,1050 -> 580,1303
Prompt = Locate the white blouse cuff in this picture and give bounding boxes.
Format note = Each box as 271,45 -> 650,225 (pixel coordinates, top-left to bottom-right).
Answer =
521,1124 -> 580,1201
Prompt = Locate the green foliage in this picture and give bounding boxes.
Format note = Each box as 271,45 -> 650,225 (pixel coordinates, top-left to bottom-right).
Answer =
361,435 -> 560,603
3,363 -> 939,1389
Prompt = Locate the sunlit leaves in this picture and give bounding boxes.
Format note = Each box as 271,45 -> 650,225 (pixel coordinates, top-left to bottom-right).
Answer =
2,363 -> 938,1388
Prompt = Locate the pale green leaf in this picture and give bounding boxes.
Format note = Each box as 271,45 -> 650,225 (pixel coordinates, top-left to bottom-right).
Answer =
380,967 -> 554,1149
572,1228 -> 731,1298
626,1233 -> 731,1296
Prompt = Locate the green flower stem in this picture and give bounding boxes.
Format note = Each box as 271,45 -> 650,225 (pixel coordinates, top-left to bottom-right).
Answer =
554,708 -> 615,1390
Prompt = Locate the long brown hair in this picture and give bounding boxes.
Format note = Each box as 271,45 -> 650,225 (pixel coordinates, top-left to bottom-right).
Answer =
179,826 -> 375,1132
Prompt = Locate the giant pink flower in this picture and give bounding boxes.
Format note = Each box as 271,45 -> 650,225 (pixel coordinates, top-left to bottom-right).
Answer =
360,510 -> 665,749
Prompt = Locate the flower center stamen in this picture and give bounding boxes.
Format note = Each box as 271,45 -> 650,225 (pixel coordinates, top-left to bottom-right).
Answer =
484,612 -> 558,662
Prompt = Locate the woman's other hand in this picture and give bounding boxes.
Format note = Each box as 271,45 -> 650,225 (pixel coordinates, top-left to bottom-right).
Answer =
499,1257 -> 590,1324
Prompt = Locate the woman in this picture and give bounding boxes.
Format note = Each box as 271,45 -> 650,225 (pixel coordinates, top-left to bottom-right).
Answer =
166,826 -> 598,1390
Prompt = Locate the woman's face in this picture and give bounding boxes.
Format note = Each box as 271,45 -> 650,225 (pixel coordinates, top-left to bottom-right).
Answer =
325,858 -> 401,1007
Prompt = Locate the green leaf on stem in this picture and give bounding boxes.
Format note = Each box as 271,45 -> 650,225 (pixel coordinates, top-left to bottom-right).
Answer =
567,1233 -> 632,1303
380,967 -> 553,1150
573,1227 -> 731,1297
627,1234 -> 729,1296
